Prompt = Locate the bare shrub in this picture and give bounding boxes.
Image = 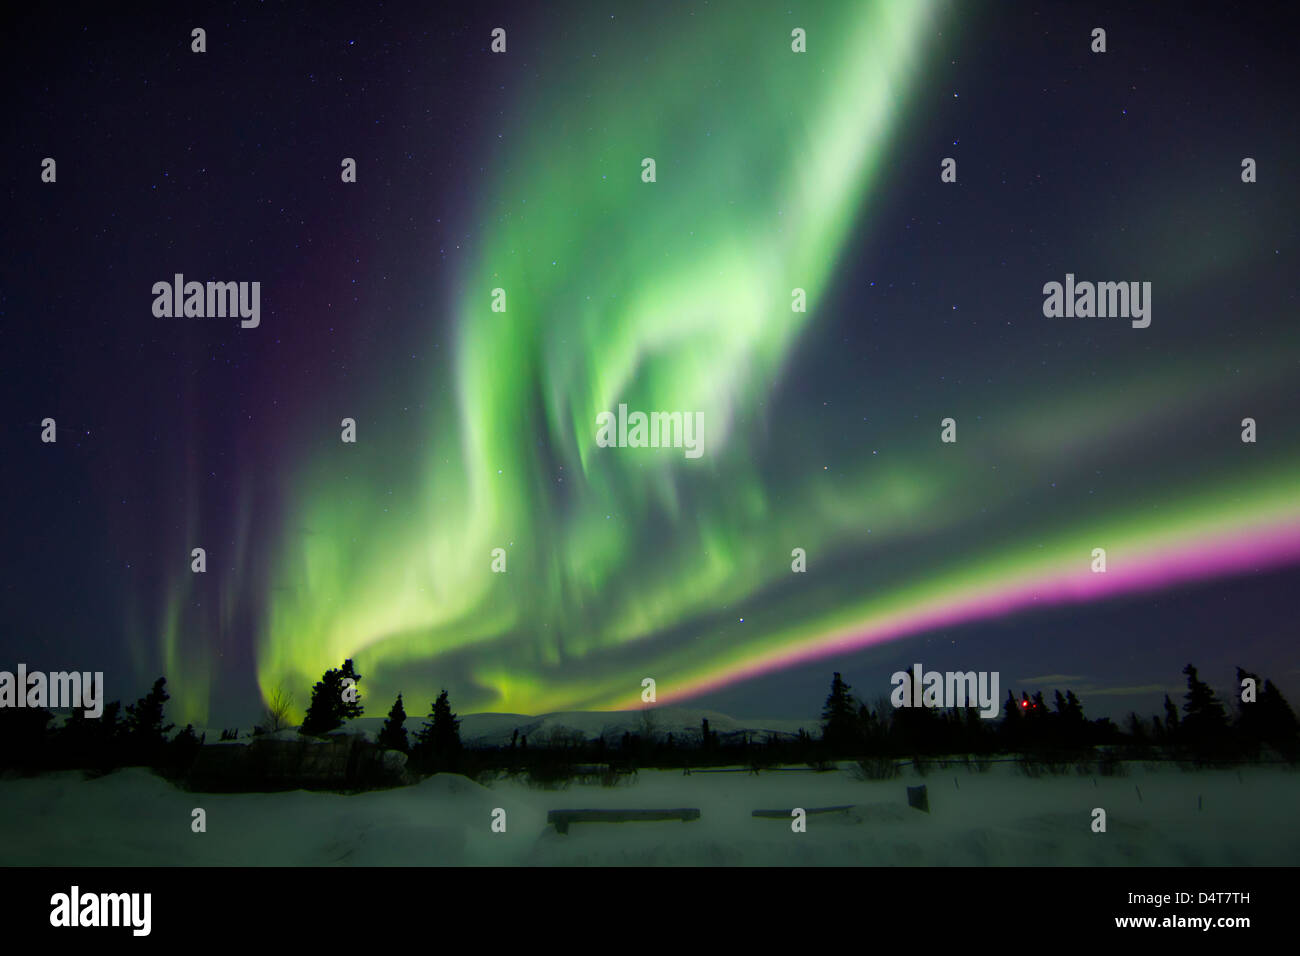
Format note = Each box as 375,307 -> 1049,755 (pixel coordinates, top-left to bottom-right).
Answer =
262,685 -> 295,734
852,755 -> 901,780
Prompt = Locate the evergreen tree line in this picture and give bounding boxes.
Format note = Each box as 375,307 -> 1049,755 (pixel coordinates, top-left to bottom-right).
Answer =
2,661 -> 1295,781
297,659 -> 463,774
818,664 -> 1299,765
0,677 -> 201,774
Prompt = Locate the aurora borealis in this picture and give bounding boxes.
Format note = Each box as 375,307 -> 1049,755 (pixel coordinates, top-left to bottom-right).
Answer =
258,0 -> 949,714
5,0 -> 1298,729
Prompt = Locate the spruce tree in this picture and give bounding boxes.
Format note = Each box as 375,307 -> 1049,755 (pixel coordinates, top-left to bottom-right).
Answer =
1025,691 -> 1050,749
431,689 -> 461,751
1053,689 -> 1086,748
301,666 -> 345,736
1002,689 -> 1021,724
0,706 -> 52,770
58,699 -> 123,770
300,660 -> 366,736
858,701 -> 883,748
1182,664 -> 1228,739
820,672 -> 859,755
1234,667 -> 1266,749
1065,690 -> 1084,721
1259,679 -> 1299,753
1232,667 -> 1298,756
124,678 -> 174,764
1162,694 -> 1180,739
378,693 -> 409,752
167,724 -> 203,771
1125,712 -> 1147,742
1000,689 -> 1022,750
893,672 -> 940,754
413,689 -> 461,771
339,659 -> 364,719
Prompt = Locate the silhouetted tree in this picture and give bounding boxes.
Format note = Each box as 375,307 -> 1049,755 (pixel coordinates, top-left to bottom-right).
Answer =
377,693 -> 409,753
1125,712 -> 1147,742
892,670 -> 941,753
1258,676 -> 1299,758
821,672 -> 860,755
1176,663 -> 1234,762
1052,689 -> 1087,749
961,705 -> 990,754
1121,711 -> 1152,758
700,718 -> 717,752
167,724 -> 203,772
1230,666 -> 1298,756
300,660 -> 364,736
856,701 -> 890,754
124,678 -> 174,765
794,727 -> 813,763
1001,688 -> 1022,749
413,689 -> 461,772
1022,691 -> 1051,749
71,699 -> 121,770
1181,664 -> 1228,738
1162,694 -> 1180,739
1091,716 -> 1120,744
0,706 -> 52,770
1235,667 -> 1265,747
339,659 -> 364,719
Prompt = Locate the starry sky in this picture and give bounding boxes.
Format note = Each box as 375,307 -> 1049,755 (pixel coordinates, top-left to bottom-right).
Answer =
3,1 -> 1297,729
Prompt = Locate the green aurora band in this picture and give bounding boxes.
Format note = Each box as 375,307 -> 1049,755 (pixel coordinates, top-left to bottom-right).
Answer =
231,1 -> 1300,722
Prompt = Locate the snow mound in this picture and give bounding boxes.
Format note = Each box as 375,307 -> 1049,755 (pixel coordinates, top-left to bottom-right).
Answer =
5,763 -> 1295,866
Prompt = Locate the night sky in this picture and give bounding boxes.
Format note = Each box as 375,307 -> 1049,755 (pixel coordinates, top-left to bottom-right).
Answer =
3,1 -> 1296,730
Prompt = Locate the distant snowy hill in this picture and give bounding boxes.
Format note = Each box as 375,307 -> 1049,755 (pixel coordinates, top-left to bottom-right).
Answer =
453,708 -> 817,747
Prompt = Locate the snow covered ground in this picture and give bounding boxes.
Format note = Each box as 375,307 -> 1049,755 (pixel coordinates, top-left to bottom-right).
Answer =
1,760 -> 1295,866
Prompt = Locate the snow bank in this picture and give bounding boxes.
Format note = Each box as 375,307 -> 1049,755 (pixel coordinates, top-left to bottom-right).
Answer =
1,762 -> 1294,866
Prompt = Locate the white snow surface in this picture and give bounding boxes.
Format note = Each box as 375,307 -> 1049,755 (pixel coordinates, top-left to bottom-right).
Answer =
2,761 -> 1296,866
